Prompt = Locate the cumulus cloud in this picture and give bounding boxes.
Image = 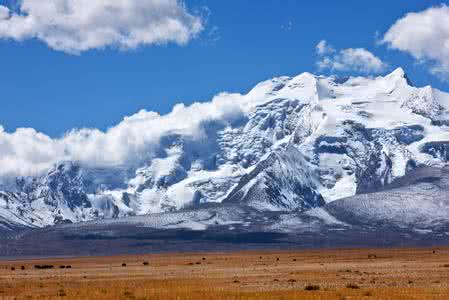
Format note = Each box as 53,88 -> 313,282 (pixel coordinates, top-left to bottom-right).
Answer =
0,0 -> 203,54
316,40 -> 388,74
383,5 -> 449,79
0,92 -> 247,178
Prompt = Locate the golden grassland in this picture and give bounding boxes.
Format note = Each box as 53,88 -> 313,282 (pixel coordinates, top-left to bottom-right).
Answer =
0,247 -> 449,299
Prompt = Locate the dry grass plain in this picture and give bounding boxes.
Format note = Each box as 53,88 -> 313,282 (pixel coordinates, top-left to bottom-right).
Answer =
0,247 -> 449,299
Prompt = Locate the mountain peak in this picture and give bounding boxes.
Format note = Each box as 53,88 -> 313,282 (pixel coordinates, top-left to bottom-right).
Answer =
389,67 -> 406,77
385,67 -> 413,86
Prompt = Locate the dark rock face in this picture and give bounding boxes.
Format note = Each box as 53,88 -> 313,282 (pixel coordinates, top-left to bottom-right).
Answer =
43,163 -> 91,209
315,136 -> 348,155
420,141 -> 449,161
356,152 -> 393,194
394,125 -> 425,145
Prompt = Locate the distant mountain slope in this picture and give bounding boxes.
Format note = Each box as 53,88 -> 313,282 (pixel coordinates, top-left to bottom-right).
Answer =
2,68 -> 449,229
325,166 -> 449,229
2,165 -> 449,256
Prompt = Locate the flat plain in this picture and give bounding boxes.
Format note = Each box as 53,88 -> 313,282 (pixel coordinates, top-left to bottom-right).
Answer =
0,247 -> 449,299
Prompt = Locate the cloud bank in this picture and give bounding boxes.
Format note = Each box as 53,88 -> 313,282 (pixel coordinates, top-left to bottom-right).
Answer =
0,0 -> 203,54
383,5 -> 449,79
316,40 -> 387,74
0,92 -> 247,178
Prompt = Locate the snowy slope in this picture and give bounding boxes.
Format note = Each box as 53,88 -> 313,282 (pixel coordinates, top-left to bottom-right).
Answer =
224,145 -> 324,211
0,162 -> 120,227
325,166 -> 449,229
1,68 -> 449,228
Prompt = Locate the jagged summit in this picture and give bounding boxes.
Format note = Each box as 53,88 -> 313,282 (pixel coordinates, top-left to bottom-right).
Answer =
386,67 -> 406,78
1,69 -> 449,229
383,67 -> 414,87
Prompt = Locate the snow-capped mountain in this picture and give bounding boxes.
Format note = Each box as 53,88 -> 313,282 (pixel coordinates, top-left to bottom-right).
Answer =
2,68 -> 449,229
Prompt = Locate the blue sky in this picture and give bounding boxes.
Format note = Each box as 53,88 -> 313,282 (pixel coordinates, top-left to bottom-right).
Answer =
0,0 -> 448,137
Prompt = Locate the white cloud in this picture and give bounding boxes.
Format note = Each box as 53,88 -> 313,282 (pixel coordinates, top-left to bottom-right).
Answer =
0,0 -> 203,54
315,40 -> 334,55
383,5 -> 449,79
0,92 -> 247,178
316,40 -> 388,74
0,5 -> 9,20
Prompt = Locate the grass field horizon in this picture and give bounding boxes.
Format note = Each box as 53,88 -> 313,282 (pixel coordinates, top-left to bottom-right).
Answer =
1,247 -> 449,299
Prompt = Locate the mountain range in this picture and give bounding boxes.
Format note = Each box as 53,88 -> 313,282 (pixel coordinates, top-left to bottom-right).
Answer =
2,68 -> 449,255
